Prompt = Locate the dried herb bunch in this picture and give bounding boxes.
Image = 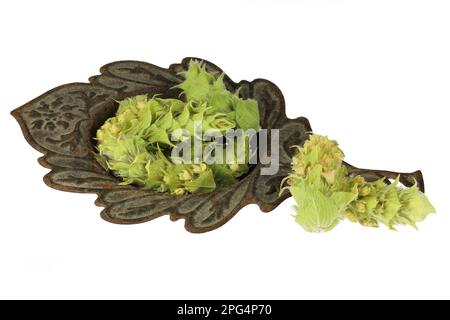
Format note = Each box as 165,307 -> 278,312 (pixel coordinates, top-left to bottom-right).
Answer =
284,134 -> 435,232
96,60 -> 260,195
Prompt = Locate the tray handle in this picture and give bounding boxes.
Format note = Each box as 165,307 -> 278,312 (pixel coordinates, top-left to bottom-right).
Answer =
344,162 -> 425,192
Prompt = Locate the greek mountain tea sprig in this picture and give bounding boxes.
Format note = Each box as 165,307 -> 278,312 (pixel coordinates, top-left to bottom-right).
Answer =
96,60 -> 260,195
284,134 -> 435,232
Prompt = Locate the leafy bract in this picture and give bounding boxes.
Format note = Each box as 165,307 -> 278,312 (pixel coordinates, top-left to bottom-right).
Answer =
235,98 -> 260,131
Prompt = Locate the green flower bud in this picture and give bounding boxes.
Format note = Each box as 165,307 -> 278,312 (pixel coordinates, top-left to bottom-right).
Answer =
361,219 -> 379,228
359,186 -> 371,197
179,170 -> 193,181
192,163 -> 207,174
355,201 -> 366,213
344,209 -> 358,222
173,188 -> 186,196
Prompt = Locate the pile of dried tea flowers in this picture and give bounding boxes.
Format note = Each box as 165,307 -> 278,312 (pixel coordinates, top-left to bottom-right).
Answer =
283,134 -> 435,232
96,60 -> 259,195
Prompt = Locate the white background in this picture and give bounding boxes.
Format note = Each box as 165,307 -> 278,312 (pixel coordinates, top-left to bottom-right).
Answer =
0,0 -> 449,300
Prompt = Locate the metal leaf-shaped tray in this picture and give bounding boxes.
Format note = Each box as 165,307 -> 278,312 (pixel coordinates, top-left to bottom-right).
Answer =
11,58 -> 424,232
